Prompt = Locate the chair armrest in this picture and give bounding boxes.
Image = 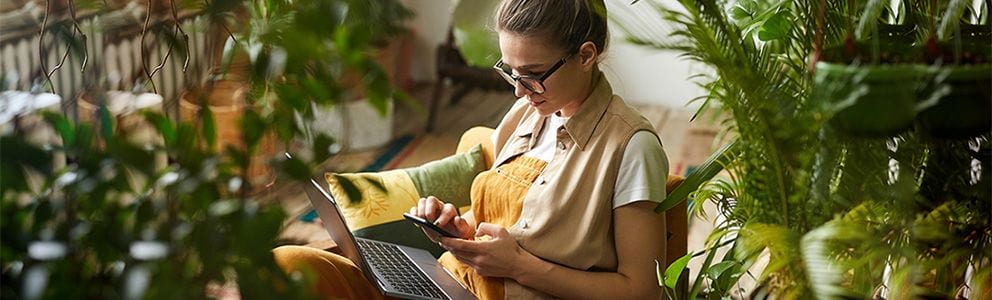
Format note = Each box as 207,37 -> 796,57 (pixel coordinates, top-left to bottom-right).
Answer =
664,175 -> 688,268
457,126 -> 495,169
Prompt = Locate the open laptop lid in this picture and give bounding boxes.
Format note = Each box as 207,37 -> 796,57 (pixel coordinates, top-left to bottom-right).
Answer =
304,178 -> 376,283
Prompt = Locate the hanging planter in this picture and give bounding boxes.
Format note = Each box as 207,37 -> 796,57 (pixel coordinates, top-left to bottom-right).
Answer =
813,0 -> 929,137
916,65 -> 992,139
916,10 -> 992,139
814,54 -> 928,137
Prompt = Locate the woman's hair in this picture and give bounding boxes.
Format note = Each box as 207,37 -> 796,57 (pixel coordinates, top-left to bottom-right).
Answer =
495,0 -> 609,55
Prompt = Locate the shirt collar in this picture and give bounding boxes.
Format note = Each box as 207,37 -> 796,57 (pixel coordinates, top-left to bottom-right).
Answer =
512,71 -> 613,151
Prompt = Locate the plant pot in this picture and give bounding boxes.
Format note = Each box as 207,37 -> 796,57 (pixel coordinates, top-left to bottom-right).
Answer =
77,92 -> 168,198
916,65 -> 992,139
814,61 -> 928,137
77,91 -> 166,152
0,91 -> 64,196
179,81 -> 278,191
307,98 -> 393,151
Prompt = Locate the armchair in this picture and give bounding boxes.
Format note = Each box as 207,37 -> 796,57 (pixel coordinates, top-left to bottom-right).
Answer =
321,126 -> 689,296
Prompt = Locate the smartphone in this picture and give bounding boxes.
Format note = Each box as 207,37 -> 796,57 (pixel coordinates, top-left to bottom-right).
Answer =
402,213 -> 459,238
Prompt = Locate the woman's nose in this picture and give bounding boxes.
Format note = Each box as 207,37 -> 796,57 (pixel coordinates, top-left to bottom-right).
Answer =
513,81 -> 532,98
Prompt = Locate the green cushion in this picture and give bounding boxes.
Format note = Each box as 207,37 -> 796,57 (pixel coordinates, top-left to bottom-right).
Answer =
325,144 -> 485,257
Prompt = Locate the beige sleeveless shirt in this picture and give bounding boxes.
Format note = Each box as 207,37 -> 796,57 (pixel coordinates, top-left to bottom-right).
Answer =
490,71 -> 658,299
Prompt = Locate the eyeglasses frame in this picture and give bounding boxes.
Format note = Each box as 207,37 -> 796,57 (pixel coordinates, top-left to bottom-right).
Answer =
493,55 -> 569,94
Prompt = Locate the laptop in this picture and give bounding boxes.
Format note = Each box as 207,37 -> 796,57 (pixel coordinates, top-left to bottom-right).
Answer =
304,178 -> 477,300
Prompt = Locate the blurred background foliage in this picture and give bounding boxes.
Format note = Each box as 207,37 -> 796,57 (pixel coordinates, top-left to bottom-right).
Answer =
1,0 -> 412,298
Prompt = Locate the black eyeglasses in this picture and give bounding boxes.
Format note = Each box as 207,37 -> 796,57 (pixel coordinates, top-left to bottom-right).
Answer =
493,55 -> 568,94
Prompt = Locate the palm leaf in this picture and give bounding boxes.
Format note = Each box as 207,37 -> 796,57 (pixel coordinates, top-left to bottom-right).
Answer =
656,139 -> 739,213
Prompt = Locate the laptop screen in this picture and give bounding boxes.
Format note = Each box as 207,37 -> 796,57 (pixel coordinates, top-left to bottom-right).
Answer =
304,178 -> 375,282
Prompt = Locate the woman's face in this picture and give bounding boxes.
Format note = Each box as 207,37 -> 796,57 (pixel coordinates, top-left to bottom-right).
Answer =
497,32 -> 594,117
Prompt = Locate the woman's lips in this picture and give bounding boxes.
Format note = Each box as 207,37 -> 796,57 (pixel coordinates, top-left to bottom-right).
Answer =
529,99 -> 546,107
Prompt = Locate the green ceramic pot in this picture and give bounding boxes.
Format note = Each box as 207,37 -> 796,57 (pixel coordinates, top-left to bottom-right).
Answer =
916,65 -> 992,139
814,61 -> 929,137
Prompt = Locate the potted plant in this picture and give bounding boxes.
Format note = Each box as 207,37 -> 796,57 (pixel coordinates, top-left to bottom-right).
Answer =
915,0 -> 992,139
813,0 -> 929,137
620,0 -> 991,298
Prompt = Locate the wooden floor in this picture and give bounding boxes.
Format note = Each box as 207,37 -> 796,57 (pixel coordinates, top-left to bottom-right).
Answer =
273,81 -> 726,248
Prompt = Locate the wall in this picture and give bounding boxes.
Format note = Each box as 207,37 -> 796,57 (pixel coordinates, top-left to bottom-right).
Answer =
399,0 -> 704,109
399,0 -> 452,83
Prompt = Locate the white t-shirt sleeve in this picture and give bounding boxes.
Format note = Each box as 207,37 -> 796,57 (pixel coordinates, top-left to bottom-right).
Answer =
613,130 -> 669,209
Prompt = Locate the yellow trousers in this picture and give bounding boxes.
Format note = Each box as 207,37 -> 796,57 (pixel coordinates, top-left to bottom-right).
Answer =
272,245 -> 393,300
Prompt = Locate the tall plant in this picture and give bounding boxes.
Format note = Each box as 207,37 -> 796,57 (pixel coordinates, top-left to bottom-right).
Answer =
621,0 -> 990,298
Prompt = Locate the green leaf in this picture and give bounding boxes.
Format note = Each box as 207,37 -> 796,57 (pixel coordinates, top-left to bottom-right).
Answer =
303,78 -> 331,103
99,102 -> 114,143
707,261 -> 737,280
707,260 -> 742,292
226,146 -> 248,170
144,111 -> 176,146
241,109 -> 266,150
332,174 -> 362,205
176,123 -> 198,154
312,133 -> 335,164
41,111 -> 74,146
202,105 -> 217,150
334,26 -> 352,55
664,253 -> 693,289
656,139 -> 738,213
107,140 -> 155,178
392,90 -> 424,116
0,136 -> 52,193
937,0 -> 971,41
757,12 -> 790,41
275,83 -> 307,112
728,1 -> 757,24
279,157 -> 311,181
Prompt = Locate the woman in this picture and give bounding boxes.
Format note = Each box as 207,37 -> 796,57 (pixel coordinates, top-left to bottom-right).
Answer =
277,0 -> 669,298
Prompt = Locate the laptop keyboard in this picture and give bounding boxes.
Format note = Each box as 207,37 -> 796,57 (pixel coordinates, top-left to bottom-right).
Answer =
357,239 -> 451,300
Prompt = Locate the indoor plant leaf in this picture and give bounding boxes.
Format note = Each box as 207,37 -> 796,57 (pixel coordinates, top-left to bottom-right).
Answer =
664,252 -> 693,289
656,139 -> 739,213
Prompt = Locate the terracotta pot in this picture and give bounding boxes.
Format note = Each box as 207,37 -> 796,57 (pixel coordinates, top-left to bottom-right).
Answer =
179,81 -> 278,191
76,92 -> 165,150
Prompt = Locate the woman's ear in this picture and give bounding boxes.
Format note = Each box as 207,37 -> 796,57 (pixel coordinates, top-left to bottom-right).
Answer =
577,41 -> 598,71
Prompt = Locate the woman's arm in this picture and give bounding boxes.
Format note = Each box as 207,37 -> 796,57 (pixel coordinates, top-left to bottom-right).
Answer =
441,201 -> 667,299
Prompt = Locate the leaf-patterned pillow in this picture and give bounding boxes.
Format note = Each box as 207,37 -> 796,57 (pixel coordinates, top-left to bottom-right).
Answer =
324,144 -> 485,257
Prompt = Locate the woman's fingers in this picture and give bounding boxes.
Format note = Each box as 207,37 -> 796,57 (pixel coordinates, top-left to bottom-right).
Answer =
435,203 -> 458,226
416,197 -> 427,218
453,216 -> 474,239
474,222 -> 505,238
425,196 -> 443,221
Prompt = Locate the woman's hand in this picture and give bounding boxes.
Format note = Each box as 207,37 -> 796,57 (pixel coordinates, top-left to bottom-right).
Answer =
409,196 -> 474,241
439,223 -> 539,279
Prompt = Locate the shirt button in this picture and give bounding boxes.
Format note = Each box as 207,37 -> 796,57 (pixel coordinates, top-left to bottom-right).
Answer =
521,220 -> 529,229
558,142 -> 566,150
